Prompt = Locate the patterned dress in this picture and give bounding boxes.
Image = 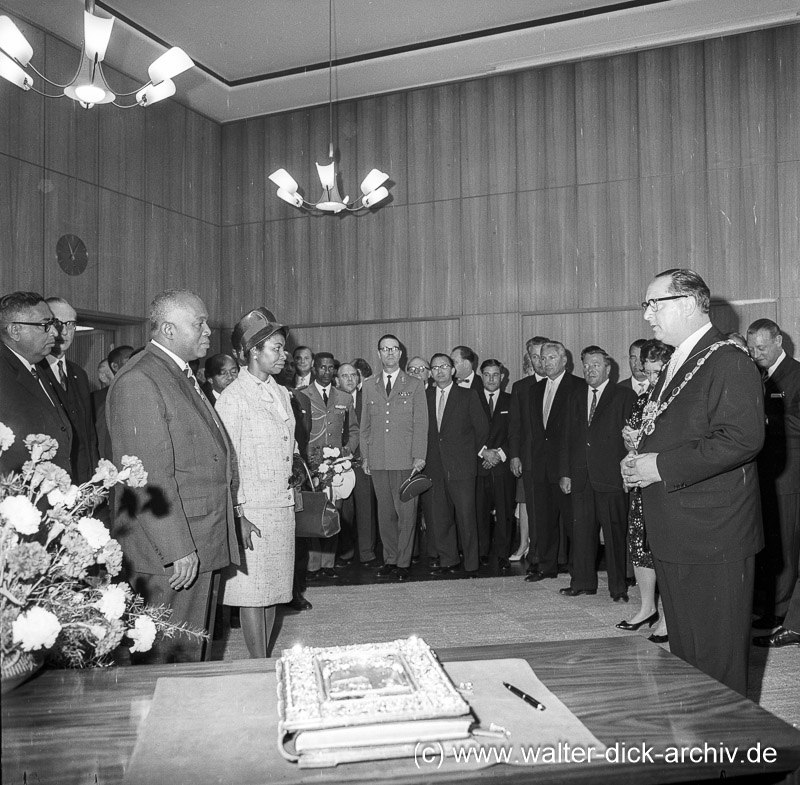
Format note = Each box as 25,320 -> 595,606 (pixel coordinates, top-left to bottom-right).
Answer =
627,393 -> 654,569
216,370 -> 296,606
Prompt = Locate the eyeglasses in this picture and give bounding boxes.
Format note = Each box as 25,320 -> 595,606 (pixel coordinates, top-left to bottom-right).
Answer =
407,366 -> 429,374
431,364 -> 452,371
14,318 -> 60,332
641,295 -> 688,312
59,320 -> 77,330
379,346 -> 400,354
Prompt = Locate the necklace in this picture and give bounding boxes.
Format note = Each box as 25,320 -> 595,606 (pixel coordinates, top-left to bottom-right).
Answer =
638,339 -> 747,443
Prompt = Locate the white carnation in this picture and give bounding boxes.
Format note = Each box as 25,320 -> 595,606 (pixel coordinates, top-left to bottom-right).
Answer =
12,606 -> 62,651
75,517 -> 111,550
128,615 -> 157,653
0,422 -> 14,453
0,495 -> 42,535
94,584 -> 129,621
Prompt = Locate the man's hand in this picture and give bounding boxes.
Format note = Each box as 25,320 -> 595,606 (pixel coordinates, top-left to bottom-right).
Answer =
168,551 -> 199,590
510,457 -> 522,478
621,452 -> 661,489
411,458 -> 426,474
362,459 -> 370,476
622,425 -> 640,453
559,477 -> 571,495
237,515 -> 262,550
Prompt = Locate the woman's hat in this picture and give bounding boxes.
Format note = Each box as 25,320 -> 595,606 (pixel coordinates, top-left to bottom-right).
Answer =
238,307 -> 285,354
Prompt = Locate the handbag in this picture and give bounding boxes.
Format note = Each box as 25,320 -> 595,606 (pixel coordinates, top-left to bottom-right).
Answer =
294,460 -> 341,539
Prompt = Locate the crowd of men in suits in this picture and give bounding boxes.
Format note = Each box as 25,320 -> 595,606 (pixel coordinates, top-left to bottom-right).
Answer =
1,273 -> 797,689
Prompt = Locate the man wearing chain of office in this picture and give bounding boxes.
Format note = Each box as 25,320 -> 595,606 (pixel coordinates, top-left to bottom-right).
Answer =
621,269 -> 764,696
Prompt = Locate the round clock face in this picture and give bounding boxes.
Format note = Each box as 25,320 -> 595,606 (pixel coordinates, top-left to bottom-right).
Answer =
56,234 -> 88,276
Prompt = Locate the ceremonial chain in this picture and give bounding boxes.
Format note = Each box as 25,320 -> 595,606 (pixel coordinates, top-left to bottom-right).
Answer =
639,339 -> 747,441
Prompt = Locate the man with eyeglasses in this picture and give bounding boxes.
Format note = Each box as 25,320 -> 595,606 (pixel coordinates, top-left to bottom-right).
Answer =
406,356 -> 432,389
360,335 -> 428,581
36,297 -> 99,483
0,291 -> 73,474
622,269 -> 764,695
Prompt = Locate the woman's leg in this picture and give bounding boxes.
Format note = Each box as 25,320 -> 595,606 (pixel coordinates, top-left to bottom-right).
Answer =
240,605 -> 277,658
628,565 -> 658,624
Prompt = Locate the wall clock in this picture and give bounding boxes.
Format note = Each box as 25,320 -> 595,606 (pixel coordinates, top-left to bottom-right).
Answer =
56,234 -> 88,276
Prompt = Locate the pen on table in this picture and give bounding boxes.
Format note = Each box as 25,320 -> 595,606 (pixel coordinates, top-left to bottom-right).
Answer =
503,681 -> 546,712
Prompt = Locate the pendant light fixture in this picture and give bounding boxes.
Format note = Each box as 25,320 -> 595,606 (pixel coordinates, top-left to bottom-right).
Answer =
268,0 -> 390,214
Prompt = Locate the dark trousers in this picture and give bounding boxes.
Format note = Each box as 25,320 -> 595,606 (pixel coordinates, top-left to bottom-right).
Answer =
428,474 -> 480,571
520,468 -> 538,561
126,570 -> 213,664
476,469 -> 516,558
372,469 -> 418,569
654,555 -> 755,696
530,481 -> 572,576
352,465 -> 378,562
570,487 -> 628,595
756,490 -> 800,618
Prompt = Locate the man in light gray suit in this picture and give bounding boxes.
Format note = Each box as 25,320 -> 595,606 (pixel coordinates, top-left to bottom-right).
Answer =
360,334 -> 428,581
108,289 -> 238,663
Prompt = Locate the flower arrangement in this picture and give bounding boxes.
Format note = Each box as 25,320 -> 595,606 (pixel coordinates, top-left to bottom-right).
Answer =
307,446 -> 358,500
0,423 -> 207,674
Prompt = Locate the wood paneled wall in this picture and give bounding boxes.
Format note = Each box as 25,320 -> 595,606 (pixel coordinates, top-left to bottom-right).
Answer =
0,19 -> 221,331
2,21 -> 798,384
221,26 -> 799,381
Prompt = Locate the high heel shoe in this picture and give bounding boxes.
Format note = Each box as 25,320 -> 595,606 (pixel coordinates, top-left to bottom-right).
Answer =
615,610 -> 659,631
508,543 -> 529,562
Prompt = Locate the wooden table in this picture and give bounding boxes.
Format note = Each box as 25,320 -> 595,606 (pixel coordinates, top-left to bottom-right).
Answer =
3,636 -> 799,784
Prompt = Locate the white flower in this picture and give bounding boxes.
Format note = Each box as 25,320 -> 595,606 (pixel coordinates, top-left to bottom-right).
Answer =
47,485 -> 80,508
318,462 -> 330,474
75,517 -> 111,550
322,447 -> 339,459
89,625 -> 107,640
333,462 -> 344,474
0,422 -> 14,453
341,459 -> 352,471
128,615 -> 157,653
0,495 -> 42,535
24,434 -> 58,462
119,456 -> 147,488
12,606 -> 62,651
90,459 -> 119,488
94,584 -> 130,621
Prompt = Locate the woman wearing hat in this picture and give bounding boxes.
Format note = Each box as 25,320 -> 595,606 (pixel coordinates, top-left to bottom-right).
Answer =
216,307 -> 296,657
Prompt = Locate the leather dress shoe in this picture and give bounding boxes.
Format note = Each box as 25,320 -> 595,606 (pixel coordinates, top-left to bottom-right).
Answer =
334,558 -> 353,568
429,557 -> 441,569
288,595 -> 312,611
751,614 -> 784,630
431,564 -> 460,575
648,633 -> 669,644
465,570 -> 479,579
753,626 -> 800,648
376,564 -> 397,577
616,610 -> 659,631
524,571 -> 556,583
306,570 -> 320,582
559,587 -> 597,597
396,567 -> 410,582
479,555 -> 490,566
612,593 -> 629,603
498,557 -> 511,570
360,558 -> 378,568
321,567 -> 338,578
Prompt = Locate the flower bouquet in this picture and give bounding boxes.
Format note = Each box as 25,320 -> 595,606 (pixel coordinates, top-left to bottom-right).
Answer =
307,446 -> 358,501
0,423 -> 207,678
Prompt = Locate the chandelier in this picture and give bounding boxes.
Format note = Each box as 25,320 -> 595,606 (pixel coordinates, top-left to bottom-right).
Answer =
0,0 -> 193,109
268,0 -> 390,214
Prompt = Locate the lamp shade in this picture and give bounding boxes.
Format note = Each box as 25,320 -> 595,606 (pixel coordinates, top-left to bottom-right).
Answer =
360,169 -> 389,196
269,169 -> 300,193
148,47 -> 193,84
136,78 -> 176,106
83,10 -> 114,62
362,186 -> 389,208
316,161 -> 336,191
64,55 -> 115,104
276,188 -> 303,207
0,15 -> 33,65
0,49 -> 32,89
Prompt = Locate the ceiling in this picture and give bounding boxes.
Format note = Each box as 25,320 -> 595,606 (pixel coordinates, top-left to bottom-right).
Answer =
2,0 -> 798,122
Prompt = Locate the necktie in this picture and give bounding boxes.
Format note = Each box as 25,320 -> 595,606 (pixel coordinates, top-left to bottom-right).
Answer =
31,367 -> 55,406
437,388 -> 446,428
322,388 -> 329,406
588,388 -> 597,425
385,375 -> 392,397
489,392 -> 495,416
185,367 -> 203,397
543,382 -> 555,426
660,355 -> 679,400
58,360 -> 68,391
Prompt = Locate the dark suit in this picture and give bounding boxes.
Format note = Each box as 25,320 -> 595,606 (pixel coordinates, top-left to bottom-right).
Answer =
341,387 -> 379,562
0,342 -> 73,475
201,381 -> 219,407
476,389 -> 516,559
107,342 -> 238,663
40,358 -> 99,484
756,354 -> 800,619
640,327 -> 764,694
425,384 -> 489,571
560,380 -> 636,595
91,386 -> 111,460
